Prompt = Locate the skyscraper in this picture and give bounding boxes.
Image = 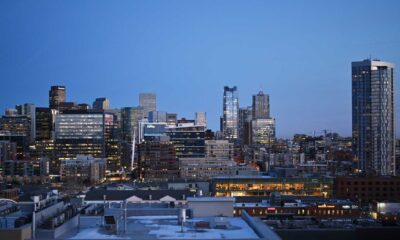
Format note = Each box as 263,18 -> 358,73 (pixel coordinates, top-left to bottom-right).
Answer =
352,59 -> 396,176
252,91 -> 270,119
250,118 -> 276,146
121,107 -> 145,142
195,112 -> 207,127
49,86 -> 66,109
93,98 -> 110,110
222,86 -> 239,139
16,103 -> 36,142
54,112 -> 111,174
139,93 -> 156,117
166,124 -> 206,159
238,107 -> 252,145
35,107 -> 57,140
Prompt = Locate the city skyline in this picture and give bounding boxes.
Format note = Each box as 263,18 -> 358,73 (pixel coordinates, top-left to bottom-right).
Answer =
1,2 -> 400,239
1,1 -> 400,138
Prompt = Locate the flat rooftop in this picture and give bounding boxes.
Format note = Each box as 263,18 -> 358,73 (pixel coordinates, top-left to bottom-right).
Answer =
67,215 -> 260,239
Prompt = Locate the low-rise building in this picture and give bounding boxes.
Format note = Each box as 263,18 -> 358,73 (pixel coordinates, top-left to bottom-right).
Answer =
212,176 -> 333,197
180,157 -> 258,180
60,155 -> 106,184
83,188 -> 196,206
205,140 -> 234,159
334,176 -> 400,203
4,158 -> 49,177
137,139 -> 179,181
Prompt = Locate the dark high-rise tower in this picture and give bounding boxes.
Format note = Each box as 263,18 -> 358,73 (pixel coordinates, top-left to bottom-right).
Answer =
352,59 -> 396,176
49,86 -> 66,109
252,91 -> 270,119
93,98 -> 110,110
222,86 -> 239,139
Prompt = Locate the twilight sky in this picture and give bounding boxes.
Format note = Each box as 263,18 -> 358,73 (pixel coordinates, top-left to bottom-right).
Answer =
1,0 -> 400,138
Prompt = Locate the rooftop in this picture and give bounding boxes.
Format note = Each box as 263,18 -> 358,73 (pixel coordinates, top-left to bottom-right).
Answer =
187,197 -> 235,202
66,215 -> 260,239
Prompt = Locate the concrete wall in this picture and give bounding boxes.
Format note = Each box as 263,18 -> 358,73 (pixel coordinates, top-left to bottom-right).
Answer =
36,214 -> 79,239
105,207 -> 180,217
34,201 -> 65,226
188,200 -> 233,217
0,224 -> 31,240
241,211 -> 281,240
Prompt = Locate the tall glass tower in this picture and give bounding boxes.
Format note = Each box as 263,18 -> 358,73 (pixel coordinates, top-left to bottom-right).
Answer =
222,86 -> 239,139
352,59 -> 396,176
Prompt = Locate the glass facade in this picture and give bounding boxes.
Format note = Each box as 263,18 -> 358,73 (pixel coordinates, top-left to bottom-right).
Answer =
238,107 -> 252,145
223,86 -> 239,139
121,107 -> 144,142
212,176 -> 333,197
352,60 -> 395,175
54,113 -> 106,174
55,114 -> 104,139
35,107 -> 56,140
166,125 -> 205,159
251,118 -> 276,146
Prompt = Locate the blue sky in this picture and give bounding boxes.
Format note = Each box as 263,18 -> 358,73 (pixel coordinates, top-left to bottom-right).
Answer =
1,0 -> 400,138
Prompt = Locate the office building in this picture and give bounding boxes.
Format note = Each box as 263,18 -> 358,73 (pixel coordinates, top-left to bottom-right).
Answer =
205,140 -> 234,159
334,176 -> 400,203
92,97 -> 110,110
195,112 -> 207,127
121,107 -> 145,142
222,86 -> 239,139
212,176 -> 333,197
0,115 -> 32,141
166,124 -> 206,159
0,141 -> 17,174
60,155 -> 106,184
139,93 -> 156,117
16,103 -> 36,141
105,108 -> 122,128
35,107 -> 57,140
137,139 -> 179,181
53,112 -> 108,174
49,85 -> 66,109
58,102 -> 90,112
239,107 -> 252,145
0,115 -> 32,159
352,59 -> 396,175
104,113 -> 121,173
4,158 -> 49,177
252,91 -> 270,119
5,108 -> 17,116
166,113 -> 177,126
180,157 -> 258,180
138,120 -> 167,142
251,118 -> 276,146
148,111 -> 167,123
